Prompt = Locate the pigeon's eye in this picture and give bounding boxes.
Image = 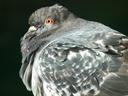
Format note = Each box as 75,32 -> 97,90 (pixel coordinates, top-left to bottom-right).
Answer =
44,17 -> 54,25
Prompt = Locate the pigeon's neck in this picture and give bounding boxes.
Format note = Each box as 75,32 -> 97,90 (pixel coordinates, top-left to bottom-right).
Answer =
21,32 -> 51,65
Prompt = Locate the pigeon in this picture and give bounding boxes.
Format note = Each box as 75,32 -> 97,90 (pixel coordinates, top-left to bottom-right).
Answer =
19,4 -> 128,96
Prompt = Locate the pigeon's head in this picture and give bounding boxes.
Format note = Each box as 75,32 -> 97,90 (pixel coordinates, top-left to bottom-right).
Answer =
24,4 -> 75,39
21,4 -> 76,58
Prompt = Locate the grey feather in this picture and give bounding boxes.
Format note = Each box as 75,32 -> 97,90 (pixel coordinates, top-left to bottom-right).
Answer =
19,4 -> 128,96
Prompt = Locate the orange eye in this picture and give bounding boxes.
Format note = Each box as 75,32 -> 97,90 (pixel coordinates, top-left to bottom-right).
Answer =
44,17 -> 54,25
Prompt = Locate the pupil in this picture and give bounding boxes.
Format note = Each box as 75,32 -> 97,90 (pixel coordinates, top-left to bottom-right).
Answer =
47,20 -> 50,23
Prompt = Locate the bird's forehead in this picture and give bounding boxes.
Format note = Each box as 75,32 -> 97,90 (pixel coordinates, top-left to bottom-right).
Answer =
28,7 -> 48,24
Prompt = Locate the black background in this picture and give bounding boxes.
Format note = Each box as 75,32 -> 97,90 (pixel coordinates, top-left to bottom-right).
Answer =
0,0 -> 128,96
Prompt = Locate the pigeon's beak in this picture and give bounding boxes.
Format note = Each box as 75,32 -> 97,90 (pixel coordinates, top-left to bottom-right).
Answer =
28,26 -> 37,32
23,26 -> 37,40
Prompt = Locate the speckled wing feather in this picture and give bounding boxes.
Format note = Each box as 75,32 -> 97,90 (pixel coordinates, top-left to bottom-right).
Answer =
31,21 -> 128,96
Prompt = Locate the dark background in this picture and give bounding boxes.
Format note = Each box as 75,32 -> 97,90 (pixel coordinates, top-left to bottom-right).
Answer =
0,0 -> 128,96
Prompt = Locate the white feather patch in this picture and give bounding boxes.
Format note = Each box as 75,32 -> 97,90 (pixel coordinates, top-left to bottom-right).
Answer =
67,51 -> 77,60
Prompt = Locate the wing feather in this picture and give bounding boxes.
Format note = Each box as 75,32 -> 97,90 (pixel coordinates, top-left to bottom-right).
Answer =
33,31 -> 128,96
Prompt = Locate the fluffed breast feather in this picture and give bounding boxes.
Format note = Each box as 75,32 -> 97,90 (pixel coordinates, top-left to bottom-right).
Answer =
31,26 -> 128,96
